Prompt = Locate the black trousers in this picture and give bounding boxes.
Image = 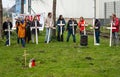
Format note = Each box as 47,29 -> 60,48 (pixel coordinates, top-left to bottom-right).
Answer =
57,31 -> 64,42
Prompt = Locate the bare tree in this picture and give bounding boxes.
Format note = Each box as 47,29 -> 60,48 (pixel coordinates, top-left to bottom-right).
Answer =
52,0 -> 57,38
21,0 -> 24,14
0,0 -> 3,38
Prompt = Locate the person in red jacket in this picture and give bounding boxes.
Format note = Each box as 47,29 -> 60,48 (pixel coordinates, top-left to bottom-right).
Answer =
78,17 -> 86,35
112,14 -> 120,46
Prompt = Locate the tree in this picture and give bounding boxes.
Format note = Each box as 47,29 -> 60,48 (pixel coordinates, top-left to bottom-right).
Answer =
21,0 -> 24,14
0,0 -> 3,38
52,0 -> 57,39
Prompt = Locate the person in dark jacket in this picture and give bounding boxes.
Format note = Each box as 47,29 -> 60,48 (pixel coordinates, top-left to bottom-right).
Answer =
25,16 -> 32,43
66,18 -> 77,43
94,19 -> 101,45
3,17 -> 13,46
31,16 -> 40,43
57,15 -> 66,42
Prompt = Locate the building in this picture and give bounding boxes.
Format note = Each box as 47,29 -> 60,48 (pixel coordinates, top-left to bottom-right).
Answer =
22,0 -> 119,18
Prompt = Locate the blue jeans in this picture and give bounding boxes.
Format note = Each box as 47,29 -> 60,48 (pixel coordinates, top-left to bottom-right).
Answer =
67,30 -> 76,43
20,38 -> 25,47
112,32 -> 119,46
5,33 -> 9,45
95,31 -> 100,43
45,28 -> 52,42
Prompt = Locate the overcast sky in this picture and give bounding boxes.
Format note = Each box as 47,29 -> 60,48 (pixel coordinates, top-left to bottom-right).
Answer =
2,0 -> 15,8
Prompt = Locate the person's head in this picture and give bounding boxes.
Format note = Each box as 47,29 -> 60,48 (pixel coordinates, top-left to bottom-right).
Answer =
33,16 -> 37,21
80,16 -> 84,21
95,19 -> 99,24
6,17 -> 10,22
59,15 -> 63,20
112,14 -> 116,20
48,12 -> 52,18
25,16 -> 29,21
70,18 -> 74,21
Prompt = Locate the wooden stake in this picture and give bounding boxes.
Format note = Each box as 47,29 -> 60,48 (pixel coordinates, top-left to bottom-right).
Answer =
23,50 -> 29,67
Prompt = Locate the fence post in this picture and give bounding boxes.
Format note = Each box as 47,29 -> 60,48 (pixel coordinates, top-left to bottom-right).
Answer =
114,1 -> 116,14
104,2 -> 107,25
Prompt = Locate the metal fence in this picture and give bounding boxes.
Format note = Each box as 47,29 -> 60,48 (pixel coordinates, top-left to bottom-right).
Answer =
105,1 -> 120,19
104,1 -> 120,25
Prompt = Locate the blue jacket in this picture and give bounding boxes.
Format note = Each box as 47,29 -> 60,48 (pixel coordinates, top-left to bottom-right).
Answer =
57,19 -> 66,32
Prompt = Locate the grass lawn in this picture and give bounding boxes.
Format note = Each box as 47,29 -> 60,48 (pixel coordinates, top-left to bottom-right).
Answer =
0,31 -> 120,77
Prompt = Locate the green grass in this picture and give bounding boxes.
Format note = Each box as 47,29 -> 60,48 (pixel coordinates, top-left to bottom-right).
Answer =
0,31 -> 120,77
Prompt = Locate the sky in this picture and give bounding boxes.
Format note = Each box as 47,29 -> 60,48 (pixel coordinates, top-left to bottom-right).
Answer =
2,0 -> 15,8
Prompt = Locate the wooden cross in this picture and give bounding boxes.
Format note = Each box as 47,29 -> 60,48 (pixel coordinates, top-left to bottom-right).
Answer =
106,21 -> 116,47
4,23 -> 13,46
45,21 -> 56,44
70,21 -> 77,35
23,50 -> 29,67
31,21 -> 39,44
57,21 -> 65,35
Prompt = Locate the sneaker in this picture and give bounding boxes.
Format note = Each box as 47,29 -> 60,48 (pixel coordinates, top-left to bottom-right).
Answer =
95,43 -> 100,46
96,43 -> 100,45
6,45 -> 9,47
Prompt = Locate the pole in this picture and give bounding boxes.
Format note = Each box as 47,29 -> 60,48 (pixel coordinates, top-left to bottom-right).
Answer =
72,21 -> 75,35
93,0 -> 96,45
60,21 -> 62,35
8,23 -> 10,46
35,21 -> 38,44
47,22 -> 52,44
28,0 -> 31,14
84,21 -> 86,35
110,22 -> 113,47
21,0 -> 24,14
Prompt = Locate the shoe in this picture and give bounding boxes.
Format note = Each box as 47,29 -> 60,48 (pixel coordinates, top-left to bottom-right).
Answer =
95,43 -> 100,46
6,45 -> 9,47
45,41 -> 47,43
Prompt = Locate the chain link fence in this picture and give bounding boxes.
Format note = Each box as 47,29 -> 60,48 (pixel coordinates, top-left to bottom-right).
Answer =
103,1 -> 120,25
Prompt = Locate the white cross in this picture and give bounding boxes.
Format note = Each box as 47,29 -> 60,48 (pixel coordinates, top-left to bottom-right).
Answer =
31,21 -> 39,44
45,22 -> 56,44
70,21 -> 77,35
4,23 -> 13,46
90,19 -> 100,45
23,50 -> 29,67
57,21 -> 65,35
106,21 -> 116,47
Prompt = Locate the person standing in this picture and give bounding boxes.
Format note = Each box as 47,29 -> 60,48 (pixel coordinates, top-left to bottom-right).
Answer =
45,12 -> 53,43
25,16 -> 31,43
17,17 -> 26,48
66,18 -> 77,43
31,16 -> 40,43
15,17 -> 21,44
78,17 -> 86,35
112,14 -> 120,46
94,19 -> 101,45
57,15 -> 66,42
3,17 -> 13,46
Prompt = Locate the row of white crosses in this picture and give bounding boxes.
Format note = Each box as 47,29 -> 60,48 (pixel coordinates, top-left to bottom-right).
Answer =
4,23 -> 13,46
